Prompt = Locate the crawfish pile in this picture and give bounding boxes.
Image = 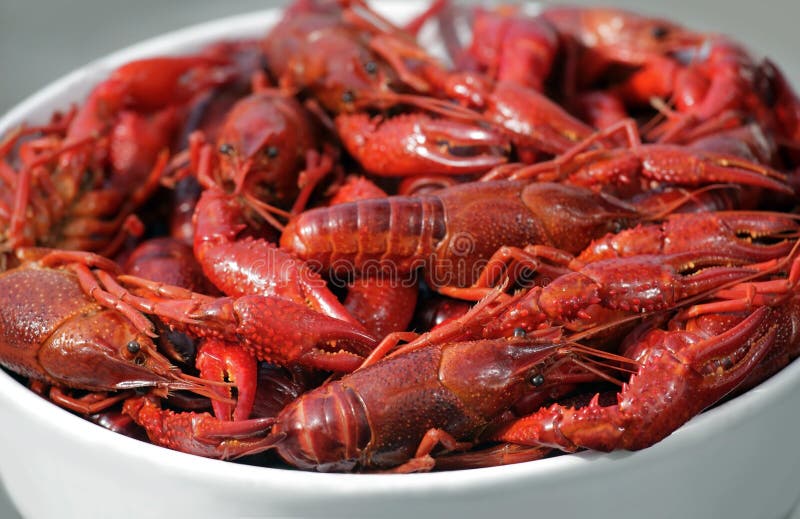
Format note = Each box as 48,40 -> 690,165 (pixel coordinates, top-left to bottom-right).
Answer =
2,0 -> 800,473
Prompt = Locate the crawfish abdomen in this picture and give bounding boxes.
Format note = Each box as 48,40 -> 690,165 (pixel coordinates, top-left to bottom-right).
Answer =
281,195 -> 447,279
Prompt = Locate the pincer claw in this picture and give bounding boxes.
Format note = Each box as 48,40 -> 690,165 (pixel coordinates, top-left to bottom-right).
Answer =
196,340 -> 258,421
335,112 -> 509,176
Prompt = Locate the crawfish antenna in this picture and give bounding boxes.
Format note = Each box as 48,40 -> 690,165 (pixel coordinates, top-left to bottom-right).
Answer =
231,429 -> 285,460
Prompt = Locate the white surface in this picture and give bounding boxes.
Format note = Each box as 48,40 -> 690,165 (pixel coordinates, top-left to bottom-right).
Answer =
1,1 -> 800,518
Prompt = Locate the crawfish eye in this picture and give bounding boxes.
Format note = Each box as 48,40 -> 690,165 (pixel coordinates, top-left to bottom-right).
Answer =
513,327 -> 526,338
364,61 -> 378,75
530,374 -> 545,387
266,146 -> 279,159
219,143 -> 234,156
341,90 -> 355,104
651,25 -> 669,40
126,340 -> 141,355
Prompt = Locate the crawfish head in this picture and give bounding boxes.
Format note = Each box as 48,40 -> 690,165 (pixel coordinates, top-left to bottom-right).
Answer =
543,7 -> 697,67
438,331 -> 569,418
42,311 -> 183,391
262,5 -> 409,113
0,267 -> 195,394
213,92 -> 317,203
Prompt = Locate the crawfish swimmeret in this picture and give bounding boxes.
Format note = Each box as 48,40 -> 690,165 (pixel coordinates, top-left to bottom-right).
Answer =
2,0 -> 800,473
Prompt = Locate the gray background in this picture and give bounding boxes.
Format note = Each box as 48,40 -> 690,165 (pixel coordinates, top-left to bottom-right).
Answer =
1,0 -> 799,517
2,0 -> 800,113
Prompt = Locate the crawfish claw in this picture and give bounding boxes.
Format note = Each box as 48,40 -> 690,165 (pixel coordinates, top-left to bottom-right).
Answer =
123,395 -> 276,459
196,340 -> 258,421
335,112 -> 509,176
188,295 -> 378,370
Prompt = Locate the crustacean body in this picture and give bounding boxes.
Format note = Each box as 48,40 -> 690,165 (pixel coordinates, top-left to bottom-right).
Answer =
0,249 -> 217,413
493,297 -> 794,451
0,53 -> 237,269
281,180 -> 644,289
125,319 -> 627,470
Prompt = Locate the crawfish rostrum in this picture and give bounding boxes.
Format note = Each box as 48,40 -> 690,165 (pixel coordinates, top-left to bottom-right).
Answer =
2,0 -> 800,473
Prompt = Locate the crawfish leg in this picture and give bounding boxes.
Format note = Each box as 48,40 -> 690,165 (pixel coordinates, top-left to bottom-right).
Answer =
48,388 -> 132,415
289,150 -> 333,215
388,428 -> 473,474
498,119 -> 641,182
432,443 -> 552,471
440,244 -> 575,300
123,396 -> 277,460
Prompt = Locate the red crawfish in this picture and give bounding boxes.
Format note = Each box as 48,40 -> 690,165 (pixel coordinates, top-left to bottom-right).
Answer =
487,119 -> 792,200
640,36 -> 790,144
0,53 -> 232,264
184,82 -> 360,325
493,300 -> 785,452
166,79 -> 378,415
183,86 -> 324,214
436,210 -> 797,337
167,39 -> 269,244
264,0 -> 586,175
476,251 -> 777,337
493,233 -> 800,456
450,4 -> 559,93
280,180 -> 646,290
0,249 -> 217,414
265,0 -> 512,177
123,325 -> 628,470
343,4 -> 599,157
538,6 -> 698,100
575,211 -> 800,264
119,235 -> 358,419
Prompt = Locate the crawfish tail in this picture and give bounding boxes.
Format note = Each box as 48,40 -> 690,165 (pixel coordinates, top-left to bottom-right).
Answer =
281,196 -> 446,278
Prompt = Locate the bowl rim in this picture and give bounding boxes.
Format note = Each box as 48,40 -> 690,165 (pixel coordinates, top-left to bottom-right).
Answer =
1,2 -> 798,491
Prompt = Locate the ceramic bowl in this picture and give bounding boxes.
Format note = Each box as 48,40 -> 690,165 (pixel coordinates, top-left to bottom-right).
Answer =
1,3 -> 799,518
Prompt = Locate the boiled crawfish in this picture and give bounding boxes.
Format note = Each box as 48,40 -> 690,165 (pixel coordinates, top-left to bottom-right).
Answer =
2,0 -> 800,476
124,313 -> 627,470
280,180 -> 645,290
0,249 -> 217,413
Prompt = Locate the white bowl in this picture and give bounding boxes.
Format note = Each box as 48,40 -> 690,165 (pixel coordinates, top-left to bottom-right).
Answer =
2,3 -> 800,518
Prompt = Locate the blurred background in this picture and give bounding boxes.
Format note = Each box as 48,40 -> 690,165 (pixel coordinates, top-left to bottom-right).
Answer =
1,0 -> 799,114
1,0 -> 799,517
